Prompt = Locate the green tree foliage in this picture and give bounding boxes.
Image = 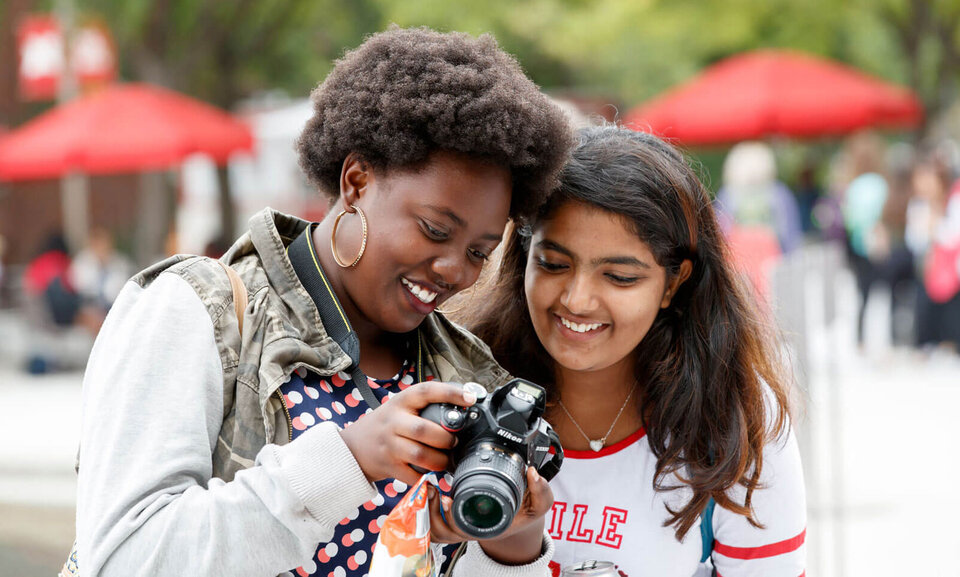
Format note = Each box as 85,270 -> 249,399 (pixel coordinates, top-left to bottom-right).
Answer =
62,0 -> 959,131
72,0 -> 384,106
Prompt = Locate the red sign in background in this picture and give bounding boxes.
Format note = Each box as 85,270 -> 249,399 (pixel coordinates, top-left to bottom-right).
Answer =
17,14 -> 116,102
17,15 -> 63,101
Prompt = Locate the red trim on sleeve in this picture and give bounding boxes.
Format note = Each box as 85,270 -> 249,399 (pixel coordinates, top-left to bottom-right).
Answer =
714,528 -> 806,559
563,427 -> 647,459
720,571 -> 807,577
717,573 -> 804,577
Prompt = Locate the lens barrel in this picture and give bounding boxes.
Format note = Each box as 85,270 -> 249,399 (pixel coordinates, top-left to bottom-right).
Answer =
451,441 -> 527,538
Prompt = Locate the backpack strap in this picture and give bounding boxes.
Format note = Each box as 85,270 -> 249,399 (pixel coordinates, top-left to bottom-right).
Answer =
215,260 -> 247,333
700,445 -> 717,565
700,497 -> 716,563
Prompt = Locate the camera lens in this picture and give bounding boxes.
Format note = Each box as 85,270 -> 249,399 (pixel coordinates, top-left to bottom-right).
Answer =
451,442 -> 526,538
461,494 -> 503,529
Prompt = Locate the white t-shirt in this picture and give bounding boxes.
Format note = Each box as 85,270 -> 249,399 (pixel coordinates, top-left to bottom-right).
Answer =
547,426 -> 806,576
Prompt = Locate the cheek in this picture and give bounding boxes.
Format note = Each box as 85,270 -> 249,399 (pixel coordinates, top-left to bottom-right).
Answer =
523,270 -> 553,329
611,293 -> 662,344
524,268 -> 551,312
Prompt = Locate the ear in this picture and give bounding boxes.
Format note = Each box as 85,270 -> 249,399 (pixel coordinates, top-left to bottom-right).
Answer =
338,152 -> 371,208
660,259 -> 693,309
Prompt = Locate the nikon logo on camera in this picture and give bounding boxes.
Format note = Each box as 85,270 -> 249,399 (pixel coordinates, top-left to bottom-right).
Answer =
496,429 -> 523,443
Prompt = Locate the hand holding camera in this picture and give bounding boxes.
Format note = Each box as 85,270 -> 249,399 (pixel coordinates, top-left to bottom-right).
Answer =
339,378 -> 564,564
419,378 -> 564,539
338,380 -> 479,486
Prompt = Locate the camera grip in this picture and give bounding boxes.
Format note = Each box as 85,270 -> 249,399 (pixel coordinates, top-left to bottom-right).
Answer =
420,403 -> 467,433
536,427 -> 564,482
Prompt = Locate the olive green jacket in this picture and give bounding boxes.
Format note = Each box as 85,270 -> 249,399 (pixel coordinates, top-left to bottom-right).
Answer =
135,207 -> 511,482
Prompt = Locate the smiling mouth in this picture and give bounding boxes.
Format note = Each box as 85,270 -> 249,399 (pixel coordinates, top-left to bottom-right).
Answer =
401,277 -> 439,304
558,316 -> 606,334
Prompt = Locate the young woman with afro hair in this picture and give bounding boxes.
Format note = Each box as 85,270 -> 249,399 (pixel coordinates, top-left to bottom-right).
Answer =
72,27 -> 572,577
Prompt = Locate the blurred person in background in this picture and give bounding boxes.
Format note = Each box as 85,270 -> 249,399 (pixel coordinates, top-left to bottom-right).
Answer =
24,233 -> 81,328
715,141 -> 802,300
22,234 -> 102,373
70,27 -> 573,577
840,131 -> 890,344
907,146 -> 960,350
716,141 -> 803,254
69,227 -> 135,319
0,233 -> 6,307
873,143 -> 919,345
809,150 -> 849,244
467,126 -> 805,576
793,156 -> 823,238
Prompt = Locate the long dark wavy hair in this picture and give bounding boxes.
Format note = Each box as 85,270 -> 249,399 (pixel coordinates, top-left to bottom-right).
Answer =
465,125 -> 793,540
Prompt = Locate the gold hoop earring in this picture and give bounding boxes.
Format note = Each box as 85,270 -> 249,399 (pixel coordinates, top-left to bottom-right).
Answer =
330,205 -> 368,268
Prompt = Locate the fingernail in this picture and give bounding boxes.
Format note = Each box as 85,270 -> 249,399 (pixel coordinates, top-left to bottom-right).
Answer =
530,467 -> 540,482
463,391 -> 477,404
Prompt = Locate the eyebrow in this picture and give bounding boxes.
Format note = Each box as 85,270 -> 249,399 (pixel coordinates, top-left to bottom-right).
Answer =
536,239 -> 652,269
425,205 -> 503,242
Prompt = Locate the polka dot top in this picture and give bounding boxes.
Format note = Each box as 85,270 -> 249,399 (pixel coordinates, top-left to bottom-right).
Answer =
278,362 -> 457,577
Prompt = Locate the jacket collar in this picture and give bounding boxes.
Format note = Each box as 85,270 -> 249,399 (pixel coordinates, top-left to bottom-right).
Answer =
229,207 -> 509,389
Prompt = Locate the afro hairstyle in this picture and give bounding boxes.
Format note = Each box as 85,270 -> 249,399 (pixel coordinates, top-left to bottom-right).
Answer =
296,26 -> 572,222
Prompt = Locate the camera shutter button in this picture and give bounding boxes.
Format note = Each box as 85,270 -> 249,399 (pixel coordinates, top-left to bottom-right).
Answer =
445,409 -> 464,427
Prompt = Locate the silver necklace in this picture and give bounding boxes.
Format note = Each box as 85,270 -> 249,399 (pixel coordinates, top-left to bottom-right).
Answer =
558,382 -> 638,452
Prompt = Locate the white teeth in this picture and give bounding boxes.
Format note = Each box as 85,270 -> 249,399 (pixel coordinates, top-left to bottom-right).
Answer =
560,317 -> 604,333
401,278 -> 438,304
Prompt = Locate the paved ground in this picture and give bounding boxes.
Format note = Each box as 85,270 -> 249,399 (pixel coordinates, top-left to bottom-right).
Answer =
0,363 -> 80,577
0,367 -> 81,576
802,349 -> 960,577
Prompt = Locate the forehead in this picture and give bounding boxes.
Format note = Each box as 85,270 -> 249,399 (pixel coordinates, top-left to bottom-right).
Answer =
534,201 -> 658,262
380,151 -> 511,218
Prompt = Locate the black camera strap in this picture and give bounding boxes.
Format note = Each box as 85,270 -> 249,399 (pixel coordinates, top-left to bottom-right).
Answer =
539,427 -> 564,481
287,225 -> 424,410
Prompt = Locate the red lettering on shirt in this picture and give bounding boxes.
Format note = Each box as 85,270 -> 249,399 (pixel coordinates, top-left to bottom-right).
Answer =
567,504 -> 594,543
548,501 -> 567,541
595,506 -> 628,549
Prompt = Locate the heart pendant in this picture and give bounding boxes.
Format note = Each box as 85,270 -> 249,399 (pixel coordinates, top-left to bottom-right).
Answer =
589,439 -> 604,452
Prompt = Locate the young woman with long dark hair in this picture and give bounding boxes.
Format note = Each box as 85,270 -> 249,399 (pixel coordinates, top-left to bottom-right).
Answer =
467,126 -> 806,576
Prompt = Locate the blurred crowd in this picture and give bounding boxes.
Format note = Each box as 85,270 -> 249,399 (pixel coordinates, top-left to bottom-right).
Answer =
2,130 -> 960,374
716,131 -> 960,352
10,228 -> 133,373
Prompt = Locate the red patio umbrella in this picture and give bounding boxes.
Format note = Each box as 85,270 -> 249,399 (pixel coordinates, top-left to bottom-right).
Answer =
0,83 -> 253,181
623,50 -> 923,146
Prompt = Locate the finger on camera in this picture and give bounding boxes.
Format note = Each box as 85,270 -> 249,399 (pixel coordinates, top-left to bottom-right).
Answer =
396,438 -> 450,475
428,489 -> 467,544
524,467 -> 554,513
398,413 -> 458,450
398,380 -> 478,410
390,463 -> 430,487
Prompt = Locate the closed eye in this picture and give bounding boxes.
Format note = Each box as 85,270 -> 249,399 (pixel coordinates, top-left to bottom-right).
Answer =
535,257 -> 568,272
469,248 -> 490,262
606,273 -> 640,285
421,220 -> 449,241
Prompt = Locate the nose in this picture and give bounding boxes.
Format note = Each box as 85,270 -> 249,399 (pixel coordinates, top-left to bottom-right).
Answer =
430,250 -> 472,291
560,273 -> 596,314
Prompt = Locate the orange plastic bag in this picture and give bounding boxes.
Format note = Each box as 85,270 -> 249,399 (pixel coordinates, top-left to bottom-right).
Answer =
368,474 -> 441,577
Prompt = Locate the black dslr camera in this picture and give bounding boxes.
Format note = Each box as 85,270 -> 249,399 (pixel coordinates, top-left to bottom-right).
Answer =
420,378 -> 563,539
